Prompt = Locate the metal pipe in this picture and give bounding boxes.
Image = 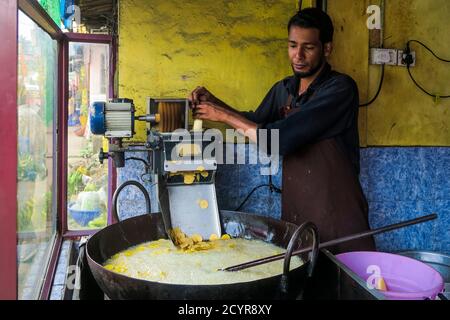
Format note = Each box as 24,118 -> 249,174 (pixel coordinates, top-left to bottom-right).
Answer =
111,180 -> 151,222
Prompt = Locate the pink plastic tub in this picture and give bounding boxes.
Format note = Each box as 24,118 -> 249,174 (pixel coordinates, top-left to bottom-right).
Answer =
336,251 -> 444,300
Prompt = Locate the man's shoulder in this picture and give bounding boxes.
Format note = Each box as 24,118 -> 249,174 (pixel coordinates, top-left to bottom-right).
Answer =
270,76 -> 295,94
279,75 -> 295,87
263,76 -> 293,95
326,70 -> 358,91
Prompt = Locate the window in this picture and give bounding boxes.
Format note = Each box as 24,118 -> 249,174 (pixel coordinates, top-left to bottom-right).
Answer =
17,10 -> 58,299
67,42 -> 110,231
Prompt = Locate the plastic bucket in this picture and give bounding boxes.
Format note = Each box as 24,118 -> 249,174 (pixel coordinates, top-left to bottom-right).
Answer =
336,251 -> 444,300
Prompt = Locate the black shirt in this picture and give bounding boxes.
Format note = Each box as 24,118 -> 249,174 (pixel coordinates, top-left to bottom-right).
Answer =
240,63 -> 361,174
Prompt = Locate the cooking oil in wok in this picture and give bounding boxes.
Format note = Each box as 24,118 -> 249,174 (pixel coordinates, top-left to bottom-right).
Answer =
103,237 -> 303,285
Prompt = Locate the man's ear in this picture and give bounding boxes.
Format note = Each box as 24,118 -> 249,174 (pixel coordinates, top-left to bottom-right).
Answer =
323,42 -> 333,57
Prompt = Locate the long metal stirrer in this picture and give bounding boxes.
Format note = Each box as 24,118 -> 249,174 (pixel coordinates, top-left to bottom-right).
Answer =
220,213 -> 437,272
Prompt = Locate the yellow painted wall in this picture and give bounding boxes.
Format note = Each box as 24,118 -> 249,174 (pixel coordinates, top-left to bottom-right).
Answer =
118,0 -> 315,141
328,0 -> 450,146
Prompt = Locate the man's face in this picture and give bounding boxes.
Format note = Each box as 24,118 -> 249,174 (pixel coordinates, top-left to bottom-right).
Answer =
288,26 -> 331,78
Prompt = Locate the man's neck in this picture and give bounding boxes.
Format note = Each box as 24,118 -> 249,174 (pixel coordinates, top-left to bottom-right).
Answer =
298,63 -> 326,95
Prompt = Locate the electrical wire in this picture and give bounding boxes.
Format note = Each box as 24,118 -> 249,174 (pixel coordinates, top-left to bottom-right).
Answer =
359,64 -> 385,107
407,66 -> 450,99
125,157 -> 149,169
235,175 -> 282,212
125,157 -> 153,182
407,40 -> 450,63
405,40 -> 450,99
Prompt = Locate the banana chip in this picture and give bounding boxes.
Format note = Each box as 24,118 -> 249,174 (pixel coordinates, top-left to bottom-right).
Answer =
191,234 -> 203,243
209,233 -> 219,241
170,228 -> 230,251
198,199 -> 209,209
183,173 -> 196,184
169,170 -> 209,184
200,171 -> 209,178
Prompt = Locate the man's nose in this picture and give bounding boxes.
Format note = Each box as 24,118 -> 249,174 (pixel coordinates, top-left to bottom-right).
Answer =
295,47 -> 305,59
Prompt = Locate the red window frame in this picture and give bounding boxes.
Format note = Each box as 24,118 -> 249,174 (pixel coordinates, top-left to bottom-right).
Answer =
0,0 -> 117,299
0,0 -> 19,301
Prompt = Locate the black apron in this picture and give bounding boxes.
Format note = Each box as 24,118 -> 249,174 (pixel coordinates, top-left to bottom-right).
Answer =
280,95 -> 376,254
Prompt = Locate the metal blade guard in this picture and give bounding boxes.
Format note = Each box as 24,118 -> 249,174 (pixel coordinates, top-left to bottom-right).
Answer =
158,133 -> 222,240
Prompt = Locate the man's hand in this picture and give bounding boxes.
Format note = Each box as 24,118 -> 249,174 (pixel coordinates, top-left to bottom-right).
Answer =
189,86 -> 219,106
188,86 -> 257,142
193,102 -> 229,122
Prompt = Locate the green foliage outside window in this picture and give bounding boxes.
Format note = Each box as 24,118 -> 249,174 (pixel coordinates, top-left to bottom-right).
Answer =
38,0 -> 61,26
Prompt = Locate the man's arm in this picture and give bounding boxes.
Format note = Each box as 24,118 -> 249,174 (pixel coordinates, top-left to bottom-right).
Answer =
238,82 -> 282,124
259,75 -> 358,156
189,83 -> 281,125
193,102 -> 258,142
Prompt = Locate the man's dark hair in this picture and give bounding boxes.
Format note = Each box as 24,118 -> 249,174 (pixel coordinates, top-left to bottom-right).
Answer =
288,8 -> 334,44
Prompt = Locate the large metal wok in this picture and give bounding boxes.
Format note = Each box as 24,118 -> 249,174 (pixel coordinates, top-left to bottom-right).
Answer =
86,210 -> 319,300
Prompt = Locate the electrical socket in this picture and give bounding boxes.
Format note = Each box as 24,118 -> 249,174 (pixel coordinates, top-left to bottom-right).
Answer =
397,50 -> 416,67
369,48 -> 416,67
370,48 -> 398,65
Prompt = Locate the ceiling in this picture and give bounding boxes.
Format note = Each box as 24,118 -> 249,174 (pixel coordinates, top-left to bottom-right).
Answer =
75,0 -> 117,34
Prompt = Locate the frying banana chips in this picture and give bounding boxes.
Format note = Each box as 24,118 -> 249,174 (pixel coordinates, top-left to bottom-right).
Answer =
169,227 -> 231,251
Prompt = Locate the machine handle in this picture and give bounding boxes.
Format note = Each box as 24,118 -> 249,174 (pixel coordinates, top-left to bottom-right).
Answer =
278,222 -> 319,298
111,180 -> 151,223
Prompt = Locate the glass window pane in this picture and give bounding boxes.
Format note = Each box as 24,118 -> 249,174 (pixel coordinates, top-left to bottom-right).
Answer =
17,11 -> 58,300
67,42 -> 109,231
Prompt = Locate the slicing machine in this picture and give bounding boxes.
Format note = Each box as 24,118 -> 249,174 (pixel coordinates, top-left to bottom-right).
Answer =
89,98 -> 222,240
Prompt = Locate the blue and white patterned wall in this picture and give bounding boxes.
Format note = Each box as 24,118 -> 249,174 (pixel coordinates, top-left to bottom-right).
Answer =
116,145 -> 449,254
360,148 -> 449,254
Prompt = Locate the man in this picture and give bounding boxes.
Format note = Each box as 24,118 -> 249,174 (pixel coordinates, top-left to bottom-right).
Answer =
190,8 -> 375,253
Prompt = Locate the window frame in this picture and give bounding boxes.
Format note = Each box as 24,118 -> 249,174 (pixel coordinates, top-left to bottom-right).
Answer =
0,0 -> 19,301
8,0 -> 64,301
0,0 -> 117,300
62,32 -> 116,238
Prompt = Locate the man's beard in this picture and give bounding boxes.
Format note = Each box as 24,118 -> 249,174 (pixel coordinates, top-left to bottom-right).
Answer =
293,56 -> 325,78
